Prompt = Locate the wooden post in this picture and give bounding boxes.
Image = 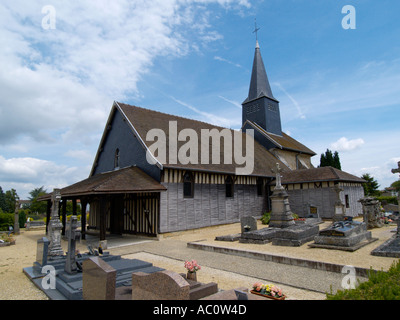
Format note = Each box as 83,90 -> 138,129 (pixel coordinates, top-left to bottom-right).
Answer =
99,196 -> 107,241
81,198 -> 87,240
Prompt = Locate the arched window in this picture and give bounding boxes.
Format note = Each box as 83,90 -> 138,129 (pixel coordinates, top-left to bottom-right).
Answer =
225,176 -> 234,198
183,171 -> 194,198
114,148 -> 120,169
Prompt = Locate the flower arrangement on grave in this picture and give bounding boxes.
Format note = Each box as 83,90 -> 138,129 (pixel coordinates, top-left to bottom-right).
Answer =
251,282 -> 285,300
184,260 -> 201,273
184,260 -> 201,281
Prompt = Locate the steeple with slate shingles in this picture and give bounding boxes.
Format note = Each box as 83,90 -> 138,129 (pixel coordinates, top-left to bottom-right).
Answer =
242,40 -> 282,136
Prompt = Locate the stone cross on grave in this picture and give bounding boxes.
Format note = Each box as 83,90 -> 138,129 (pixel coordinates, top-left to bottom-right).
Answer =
332,184 -> 346,221
65,216 -> 81,274
391,161 -> 400,214
391,161 -> 400,176
48,189 -> 64,258
272,163 -> 284,190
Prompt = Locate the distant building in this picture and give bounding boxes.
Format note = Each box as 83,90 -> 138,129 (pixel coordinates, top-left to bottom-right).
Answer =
280,166 -> 365,218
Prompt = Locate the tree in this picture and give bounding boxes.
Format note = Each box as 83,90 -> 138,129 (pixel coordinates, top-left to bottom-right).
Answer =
333,151 -> 341,170
361,173 -> 380,196
28,186 -> 48,215
5,189 -> 19,213
0,187 -> 6,212
391,180 -> 400,193
320,149 -> 342,170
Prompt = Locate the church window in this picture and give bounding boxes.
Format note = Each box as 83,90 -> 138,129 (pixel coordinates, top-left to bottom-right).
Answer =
225,176 -> 234,198
257,177 -> 263,196
183,171 -> 194,198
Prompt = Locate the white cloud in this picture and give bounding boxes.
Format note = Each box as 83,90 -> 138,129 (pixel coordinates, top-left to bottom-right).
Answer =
0,1 -> 251,198
0,0 -> 250,145
0,155 -> 89,199
330,137 -> 365,152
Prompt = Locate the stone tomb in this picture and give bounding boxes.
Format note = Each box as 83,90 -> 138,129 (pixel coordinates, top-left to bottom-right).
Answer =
309,217 -> 378,251
24,250 -> 163,300
239,163 -> 319,247
371,219 -> 400,258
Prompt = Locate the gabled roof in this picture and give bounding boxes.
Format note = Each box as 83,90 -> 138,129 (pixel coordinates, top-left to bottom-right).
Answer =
281,166 -> 366,184
243,42 -> 278,104
244,120 -> 316,155
39,166 -> 166,200
112,102 -> 289,177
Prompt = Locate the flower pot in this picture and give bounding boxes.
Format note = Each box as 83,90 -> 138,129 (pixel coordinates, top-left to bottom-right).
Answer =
250,290 -> 286,300
187,271 -> 197,282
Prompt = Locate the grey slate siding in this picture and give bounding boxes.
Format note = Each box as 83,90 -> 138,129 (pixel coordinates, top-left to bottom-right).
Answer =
159,182 -> 265,233
286,185 -> 364,218
92,109 -> 161,181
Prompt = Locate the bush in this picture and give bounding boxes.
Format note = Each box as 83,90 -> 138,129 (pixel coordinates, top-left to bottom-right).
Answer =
377,196 -> 398,205
18,210 -> 26,228
326,259 -> 400,300
0,212 -> 14,231
261,211 -> 271,225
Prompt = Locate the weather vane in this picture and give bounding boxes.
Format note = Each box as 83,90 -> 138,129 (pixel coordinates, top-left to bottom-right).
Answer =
253,18 -> 260,41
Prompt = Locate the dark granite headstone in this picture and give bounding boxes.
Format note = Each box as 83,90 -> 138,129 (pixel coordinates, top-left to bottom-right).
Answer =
35,237 -> 50,268
82,256 -> 117,300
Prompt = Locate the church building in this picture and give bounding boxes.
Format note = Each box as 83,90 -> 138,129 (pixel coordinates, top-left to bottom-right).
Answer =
41,39 -> 364,240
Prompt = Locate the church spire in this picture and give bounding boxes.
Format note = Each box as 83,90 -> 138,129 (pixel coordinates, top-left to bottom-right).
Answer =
244,40 -> 277,104
242,26 -> 282,136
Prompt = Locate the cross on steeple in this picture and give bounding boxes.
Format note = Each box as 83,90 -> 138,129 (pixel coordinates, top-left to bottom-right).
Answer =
253,18 -> 260,42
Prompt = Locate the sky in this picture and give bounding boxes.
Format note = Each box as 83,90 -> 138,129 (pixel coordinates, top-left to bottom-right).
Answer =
0,0 -> 399,200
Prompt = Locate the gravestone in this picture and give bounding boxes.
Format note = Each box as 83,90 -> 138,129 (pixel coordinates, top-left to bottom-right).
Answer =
359,197 -> 384,229
48,189 -> 64,258
64,216 -> 81,274
131,270 -> 190,300
33,237 -> 50,272
82,256 -> 117,300
241,216 -> 257,233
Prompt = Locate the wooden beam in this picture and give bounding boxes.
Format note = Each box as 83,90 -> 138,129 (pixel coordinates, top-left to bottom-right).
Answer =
81,198 -> 87,240
99,196 -> 107,241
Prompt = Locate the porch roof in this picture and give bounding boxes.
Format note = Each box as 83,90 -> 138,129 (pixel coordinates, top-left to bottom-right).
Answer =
38,166 -> 166,200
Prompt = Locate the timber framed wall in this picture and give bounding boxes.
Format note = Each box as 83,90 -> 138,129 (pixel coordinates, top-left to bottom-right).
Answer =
88,192 -> 160,237
159,168 -> 268,233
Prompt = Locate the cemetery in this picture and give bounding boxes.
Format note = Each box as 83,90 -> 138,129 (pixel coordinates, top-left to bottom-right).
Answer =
7,162 -> 399,300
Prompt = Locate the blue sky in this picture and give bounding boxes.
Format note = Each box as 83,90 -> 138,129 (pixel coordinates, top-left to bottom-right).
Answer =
0,0 -> 399,199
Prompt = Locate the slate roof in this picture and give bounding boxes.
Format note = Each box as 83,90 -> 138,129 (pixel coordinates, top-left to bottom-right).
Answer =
281,166 -> 366,184
115,102 -> 289,177
38,166 -> 166,200
243,42 -> 278,104
245,120 -> 316,155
